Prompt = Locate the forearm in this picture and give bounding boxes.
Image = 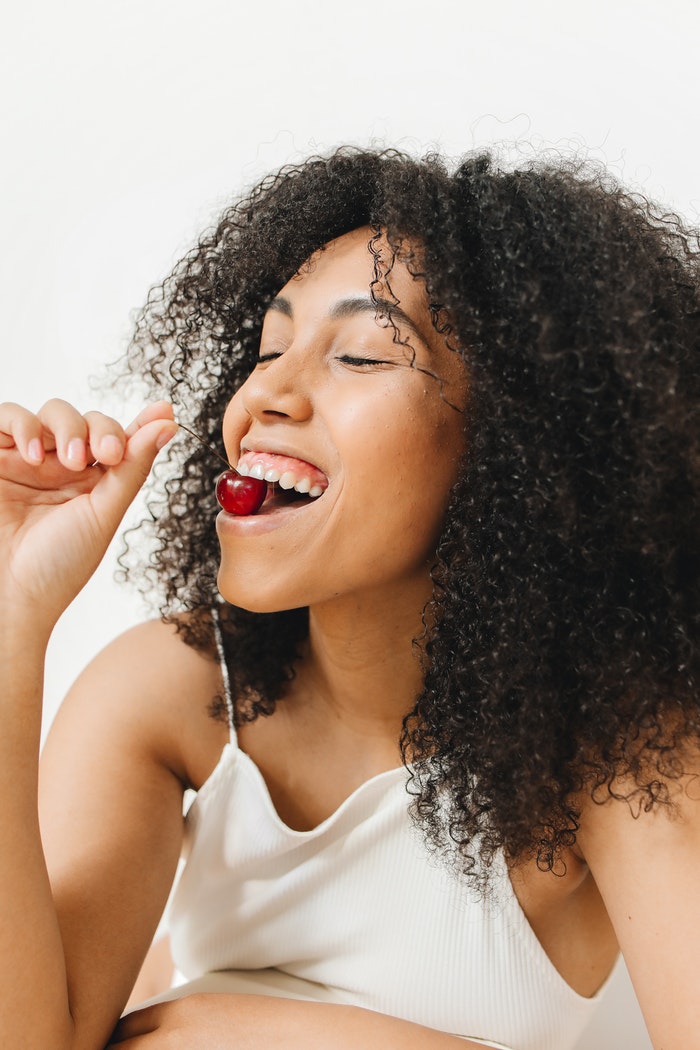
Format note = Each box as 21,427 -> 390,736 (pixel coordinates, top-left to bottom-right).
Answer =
285,1004 -> 502,1050
0,618 -> 75,1049
0,399 -> 179,1050
113,993 -> 509,1049
273,1003 -> 500,1050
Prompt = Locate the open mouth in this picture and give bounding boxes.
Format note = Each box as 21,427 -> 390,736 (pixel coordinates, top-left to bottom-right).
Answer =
237,450 -> 329,512
259,485 -> 314,513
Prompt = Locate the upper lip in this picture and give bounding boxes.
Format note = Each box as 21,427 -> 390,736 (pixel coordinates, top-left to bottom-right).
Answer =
238,440 -> 328,477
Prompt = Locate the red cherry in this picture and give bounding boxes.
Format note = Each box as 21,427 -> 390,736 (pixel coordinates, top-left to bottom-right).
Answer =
216,470 -> 267,515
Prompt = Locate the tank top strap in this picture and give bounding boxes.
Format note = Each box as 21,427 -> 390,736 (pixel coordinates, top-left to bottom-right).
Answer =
211,604 -> 237,745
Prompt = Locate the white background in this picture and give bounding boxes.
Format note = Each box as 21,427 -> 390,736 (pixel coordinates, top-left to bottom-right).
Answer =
3,1 -> 698,1045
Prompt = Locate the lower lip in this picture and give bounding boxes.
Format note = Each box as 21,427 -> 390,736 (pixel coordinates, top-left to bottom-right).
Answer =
216,496 -> 322,536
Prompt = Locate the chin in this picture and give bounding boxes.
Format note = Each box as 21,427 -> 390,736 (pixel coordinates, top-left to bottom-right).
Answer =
217,568 -> 303,615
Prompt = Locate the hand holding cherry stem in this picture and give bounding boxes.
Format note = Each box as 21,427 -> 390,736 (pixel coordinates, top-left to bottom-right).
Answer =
0,401 -> 264,631
0,400 -> 180,628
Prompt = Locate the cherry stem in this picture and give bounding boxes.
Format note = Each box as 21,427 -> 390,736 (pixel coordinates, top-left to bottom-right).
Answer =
176,422 -> 234,471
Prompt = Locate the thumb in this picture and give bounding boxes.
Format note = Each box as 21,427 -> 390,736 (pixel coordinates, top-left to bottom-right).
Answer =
90,417 -> 179,534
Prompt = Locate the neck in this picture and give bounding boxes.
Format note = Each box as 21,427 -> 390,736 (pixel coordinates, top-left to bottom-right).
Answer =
296,578 -> 432,742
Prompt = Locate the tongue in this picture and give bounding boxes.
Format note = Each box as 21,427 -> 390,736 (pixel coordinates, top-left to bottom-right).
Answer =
239,452 -> 328,490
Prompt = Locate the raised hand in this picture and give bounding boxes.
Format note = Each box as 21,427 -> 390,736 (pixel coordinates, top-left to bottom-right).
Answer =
0,398 -> 178,632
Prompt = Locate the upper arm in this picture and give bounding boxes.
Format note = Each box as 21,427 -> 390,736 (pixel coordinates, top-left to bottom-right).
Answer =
577,764 -> 700,1050
38,618 -> 220,1047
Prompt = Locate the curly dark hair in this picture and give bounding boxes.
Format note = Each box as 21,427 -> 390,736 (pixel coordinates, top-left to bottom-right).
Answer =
117,146 -> 700,880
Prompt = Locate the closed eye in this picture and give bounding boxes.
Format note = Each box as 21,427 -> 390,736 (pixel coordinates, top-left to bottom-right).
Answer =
338,354 -> 392,369
255,352 -> 392,368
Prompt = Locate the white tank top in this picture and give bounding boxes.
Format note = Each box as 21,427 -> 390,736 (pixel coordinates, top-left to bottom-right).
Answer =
168,619 -> 616,1050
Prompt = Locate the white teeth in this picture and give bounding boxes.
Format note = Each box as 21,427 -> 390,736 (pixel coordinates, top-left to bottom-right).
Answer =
237,456 -> 326,498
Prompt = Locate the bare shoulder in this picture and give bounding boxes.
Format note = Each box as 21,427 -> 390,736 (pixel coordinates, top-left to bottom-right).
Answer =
575,757 -> 700,1047
576,746 -> 700,851
574,752 -> 700,914
45,615 -> 229,790
37,616 -> 228,1033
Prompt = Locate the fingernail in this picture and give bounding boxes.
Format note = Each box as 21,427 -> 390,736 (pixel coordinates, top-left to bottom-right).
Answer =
99,435 -> 123,460
67,438 -> 85,463
156,426 -> 175,450
28,438 -> 44,463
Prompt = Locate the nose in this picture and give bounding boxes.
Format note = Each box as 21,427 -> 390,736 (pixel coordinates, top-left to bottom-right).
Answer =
239,350 -> 313,423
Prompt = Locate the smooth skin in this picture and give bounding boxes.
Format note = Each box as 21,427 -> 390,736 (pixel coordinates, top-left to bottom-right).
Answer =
0,230 -> 698,1049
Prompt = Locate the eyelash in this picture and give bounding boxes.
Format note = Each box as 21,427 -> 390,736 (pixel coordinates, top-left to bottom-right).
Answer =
256,353 -> 389,369
338,354 -> 389,369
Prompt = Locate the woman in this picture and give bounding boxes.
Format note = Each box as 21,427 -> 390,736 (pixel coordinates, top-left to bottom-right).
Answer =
1,148 -> 698,1049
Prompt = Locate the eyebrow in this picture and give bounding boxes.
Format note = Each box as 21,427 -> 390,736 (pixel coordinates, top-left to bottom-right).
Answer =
267,294 -> 425,342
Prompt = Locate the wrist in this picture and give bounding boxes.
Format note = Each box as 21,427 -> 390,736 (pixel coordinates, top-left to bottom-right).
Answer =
0,608 -> 52,668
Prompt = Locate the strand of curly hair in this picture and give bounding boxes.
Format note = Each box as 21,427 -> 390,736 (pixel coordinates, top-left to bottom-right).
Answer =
112,146 -> 700,884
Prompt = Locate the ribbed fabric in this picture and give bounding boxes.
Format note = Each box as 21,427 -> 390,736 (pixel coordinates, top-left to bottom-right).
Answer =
168,736 -> 616,1050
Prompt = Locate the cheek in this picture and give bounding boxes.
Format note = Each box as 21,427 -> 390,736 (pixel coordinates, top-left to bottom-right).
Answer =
390,395 -> 465,490
343,400 -> 464,550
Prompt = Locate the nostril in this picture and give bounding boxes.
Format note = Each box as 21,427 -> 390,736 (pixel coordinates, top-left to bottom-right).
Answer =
241,367 -> 313,424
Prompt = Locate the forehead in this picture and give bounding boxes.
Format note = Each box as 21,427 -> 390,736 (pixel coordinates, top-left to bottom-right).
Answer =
272,226 -> 434,334
266,227 -> 467,407
299,227 -> 424,296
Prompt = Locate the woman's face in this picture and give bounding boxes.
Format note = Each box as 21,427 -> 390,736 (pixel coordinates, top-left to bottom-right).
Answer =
216,226 -> 467,613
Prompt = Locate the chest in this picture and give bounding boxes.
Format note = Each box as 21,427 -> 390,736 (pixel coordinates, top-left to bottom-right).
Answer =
170,747 -> 611,1050
185,709 -> 617,1002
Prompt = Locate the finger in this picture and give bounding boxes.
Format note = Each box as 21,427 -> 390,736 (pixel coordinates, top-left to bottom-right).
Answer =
89,416 -> 178,534
82,410 -> 127,466
0,402 -> 47,463
125,401 -> 175,439
36,398 -> 90,471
